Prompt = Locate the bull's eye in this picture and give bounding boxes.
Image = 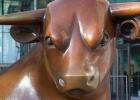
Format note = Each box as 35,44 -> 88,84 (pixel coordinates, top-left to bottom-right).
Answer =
98,32 -> 109,48
46,37 -> 55,48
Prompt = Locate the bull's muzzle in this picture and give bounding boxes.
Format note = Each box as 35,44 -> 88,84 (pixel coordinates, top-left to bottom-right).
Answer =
55,66 -> 100,96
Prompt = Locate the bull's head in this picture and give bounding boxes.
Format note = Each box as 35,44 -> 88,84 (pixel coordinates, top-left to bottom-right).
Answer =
1,0 -> 140,99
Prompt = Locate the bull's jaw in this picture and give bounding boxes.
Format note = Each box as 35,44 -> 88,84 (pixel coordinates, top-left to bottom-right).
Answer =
53,67 -> 110,100
44,66 -> 109,100
45,63 -> 106,99
66,76 -> 110,100
45,65 -> 110,100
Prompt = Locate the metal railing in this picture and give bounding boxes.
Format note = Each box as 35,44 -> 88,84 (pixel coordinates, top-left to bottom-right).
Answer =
110,75 -> 140,100
110,75 -> 129,100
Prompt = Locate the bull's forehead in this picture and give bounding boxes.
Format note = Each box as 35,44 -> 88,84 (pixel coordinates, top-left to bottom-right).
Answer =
46,0 -> 109,48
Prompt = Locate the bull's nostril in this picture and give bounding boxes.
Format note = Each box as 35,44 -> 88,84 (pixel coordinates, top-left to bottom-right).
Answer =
89,75 -> 95,82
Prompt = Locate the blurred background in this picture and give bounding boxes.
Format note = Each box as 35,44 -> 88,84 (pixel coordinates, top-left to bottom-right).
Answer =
0,0 -> 139,100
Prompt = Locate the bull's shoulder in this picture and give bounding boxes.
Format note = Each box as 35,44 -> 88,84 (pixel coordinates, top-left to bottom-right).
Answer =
0,62 -> 43,99
0,66 -> 70,100
0,45 -> 43,99
0,62 -> 36,98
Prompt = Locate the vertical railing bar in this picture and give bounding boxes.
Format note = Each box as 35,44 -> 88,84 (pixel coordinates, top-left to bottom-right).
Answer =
116,48 -> 119,100
126,76 -> 129,100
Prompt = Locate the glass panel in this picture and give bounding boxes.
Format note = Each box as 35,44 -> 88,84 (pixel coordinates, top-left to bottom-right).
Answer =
0,0 -> 2,64
3,32 -> 20,63
0,26 -> 2,33
0,0 -> 2,15
110,44 -> 129,100
3,25 -> 10,33
130,46 -> 140,97
0,32 -> 2,63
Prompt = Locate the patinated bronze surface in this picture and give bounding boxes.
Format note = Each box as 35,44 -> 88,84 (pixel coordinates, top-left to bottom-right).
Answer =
0,0 -> 140,100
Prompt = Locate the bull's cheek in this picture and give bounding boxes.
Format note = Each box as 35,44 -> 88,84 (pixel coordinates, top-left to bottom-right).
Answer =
45,49 -> 63,84
98,43 -> 115,82
98,61 -> 111,82
45,61 -> 65,89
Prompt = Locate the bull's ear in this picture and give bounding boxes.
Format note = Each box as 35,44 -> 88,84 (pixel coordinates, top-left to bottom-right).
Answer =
117,18 -> 140,40
10,25 -> 42,43
110,2 -> 140,40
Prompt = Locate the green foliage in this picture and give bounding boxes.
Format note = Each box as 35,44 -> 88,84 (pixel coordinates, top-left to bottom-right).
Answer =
37,0 -> 52,8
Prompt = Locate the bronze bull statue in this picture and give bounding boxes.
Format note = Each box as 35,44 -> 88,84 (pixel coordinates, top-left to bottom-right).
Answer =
0,0 -> 140,100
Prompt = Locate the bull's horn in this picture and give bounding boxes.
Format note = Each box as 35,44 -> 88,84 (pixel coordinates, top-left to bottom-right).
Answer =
0,8 -> 46,25
110,2 -> 140,18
